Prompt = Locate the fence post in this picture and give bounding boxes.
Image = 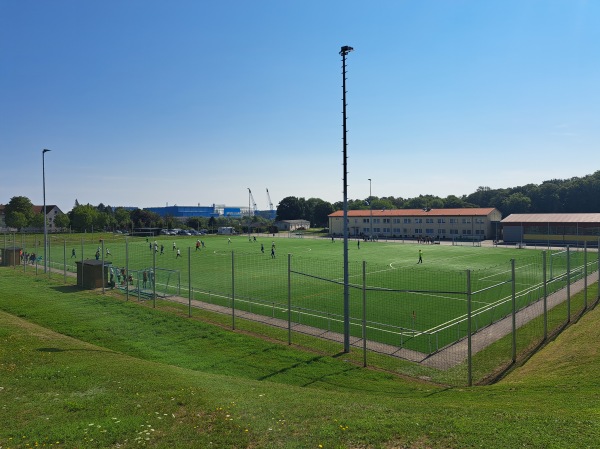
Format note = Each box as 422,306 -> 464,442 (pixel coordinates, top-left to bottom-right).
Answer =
101,239 -> 105,294
80,237 -> 84,287
362,260 -> 367,368
287,253 -> 292,345
584,241 -> 588,310
467,269 -> 472,387
543,251 -> 547,341
47,233 -> 51,278
231,251 -> 235,330
152,243 -> 156,308
566,246 -> 571,323
21,233 -> 26,273
511,259 -> 516,364
63,239 -> 67,283
188,247 -> 192,318
125,237 -> 129,301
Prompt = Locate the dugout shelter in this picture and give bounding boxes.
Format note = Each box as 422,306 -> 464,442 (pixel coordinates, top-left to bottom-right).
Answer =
76,259 -> 112,289
1,247 -> 21,266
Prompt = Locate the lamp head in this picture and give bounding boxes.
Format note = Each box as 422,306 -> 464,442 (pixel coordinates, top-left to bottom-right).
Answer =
339,46 -> 354,55
43,149 -> 51,154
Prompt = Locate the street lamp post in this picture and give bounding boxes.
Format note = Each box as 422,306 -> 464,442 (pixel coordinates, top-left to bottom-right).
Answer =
340,45 -> 353,353
42,149 -> 51,273
368,178 -> 372,241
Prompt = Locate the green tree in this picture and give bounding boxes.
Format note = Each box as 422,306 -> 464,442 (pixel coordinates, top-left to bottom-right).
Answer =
276,196 -> 304,221
502,192 -> 532,214
29,212 -> 44,229
114,208 -> 132,229
306,198 -> 334,227
443,195 -> 466,209
54,213 -> 70,231
130,209 -> 160,228
4,196 -> 34,229
69,204 -> 99,232
8,211 -> 29,230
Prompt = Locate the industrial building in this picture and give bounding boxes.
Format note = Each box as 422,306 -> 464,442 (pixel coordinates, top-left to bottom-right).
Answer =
501,213 -> 600,246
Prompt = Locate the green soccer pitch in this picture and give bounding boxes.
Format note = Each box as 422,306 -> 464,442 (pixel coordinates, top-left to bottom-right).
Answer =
24,232 -> 589,355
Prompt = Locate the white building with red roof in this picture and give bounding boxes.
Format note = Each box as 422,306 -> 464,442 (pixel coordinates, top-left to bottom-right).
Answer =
328,208 -> 502,241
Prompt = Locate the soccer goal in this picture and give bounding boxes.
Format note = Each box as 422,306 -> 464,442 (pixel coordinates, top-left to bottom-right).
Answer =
549,248 -> 569,281
452,237 -> 481,247
133,267 -> 181,299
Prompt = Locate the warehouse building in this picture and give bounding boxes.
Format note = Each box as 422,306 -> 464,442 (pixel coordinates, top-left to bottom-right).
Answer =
501,213 -> 600,246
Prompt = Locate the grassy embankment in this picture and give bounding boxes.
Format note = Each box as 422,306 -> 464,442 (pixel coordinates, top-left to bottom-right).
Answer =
0,268 -> 598,448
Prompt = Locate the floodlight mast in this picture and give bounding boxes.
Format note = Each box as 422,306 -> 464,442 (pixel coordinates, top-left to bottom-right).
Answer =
340,45 -> 353,353
42,149 -> 51,274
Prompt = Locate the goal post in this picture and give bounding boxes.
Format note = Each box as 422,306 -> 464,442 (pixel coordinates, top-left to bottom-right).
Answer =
452,237 -> 481,247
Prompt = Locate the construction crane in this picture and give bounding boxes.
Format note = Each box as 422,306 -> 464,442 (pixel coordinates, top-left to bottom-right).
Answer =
266,188 -> 273,214
266,188 -> 277,220
248,188 -> 257,216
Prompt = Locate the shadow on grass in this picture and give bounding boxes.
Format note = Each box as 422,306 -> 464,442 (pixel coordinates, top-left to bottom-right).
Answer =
37,346 -> 114,353
50,285 -> 84,294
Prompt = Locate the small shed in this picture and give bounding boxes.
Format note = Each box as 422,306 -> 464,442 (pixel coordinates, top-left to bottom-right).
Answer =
76,259 -> 112,289
2,247 -> 22,266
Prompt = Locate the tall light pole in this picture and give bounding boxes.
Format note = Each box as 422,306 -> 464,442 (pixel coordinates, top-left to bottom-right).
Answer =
42,149 -> 51,273
368,178 -> 372,241
340,45 -> 353,353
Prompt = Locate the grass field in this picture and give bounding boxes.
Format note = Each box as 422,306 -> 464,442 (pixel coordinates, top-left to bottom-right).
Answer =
5,233 -> 597,356
0,267 -> 599,448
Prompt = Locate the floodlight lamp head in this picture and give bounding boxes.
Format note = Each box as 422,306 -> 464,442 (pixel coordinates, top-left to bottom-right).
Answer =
43,148 -> 51,154
339,46 -> 354,55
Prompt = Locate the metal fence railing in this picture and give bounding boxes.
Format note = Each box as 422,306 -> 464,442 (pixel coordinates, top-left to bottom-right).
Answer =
2,232 -> 599,386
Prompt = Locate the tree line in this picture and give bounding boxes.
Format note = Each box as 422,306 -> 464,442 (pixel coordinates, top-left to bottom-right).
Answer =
4,170 -> 599,232
277,170 -> 600,224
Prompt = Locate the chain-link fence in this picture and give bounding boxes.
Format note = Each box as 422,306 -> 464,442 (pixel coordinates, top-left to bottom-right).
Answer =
2,233 -> 598,386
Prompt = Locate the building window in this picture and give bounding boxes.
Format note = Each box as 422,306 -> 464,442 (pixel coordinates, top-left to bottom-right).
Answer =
450,218 -> 458,224
414,218 -> 422,224
462,229 -> 472,235
425,218 -> 434,224
404,218 -> 411,224
462,218 -> 471,224
438,229 -> 446,234
414,228 -> 422,234
438,218 -> 446,224
426,228 -> 434,234
450,229 -> 458,235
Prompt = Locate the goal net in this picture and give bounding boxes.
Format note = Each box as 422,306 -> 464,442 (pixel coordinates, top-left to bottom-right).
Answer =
452,237 -> 481,247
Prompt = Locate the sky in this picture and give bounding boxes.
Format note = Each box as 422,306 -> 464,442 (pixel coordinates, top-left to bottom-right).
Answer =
1,0 -> 599,213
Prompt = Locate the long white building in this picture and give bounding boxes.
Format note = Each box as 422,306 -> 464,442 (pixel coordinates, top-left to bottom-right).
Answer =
328,208 -> 502,241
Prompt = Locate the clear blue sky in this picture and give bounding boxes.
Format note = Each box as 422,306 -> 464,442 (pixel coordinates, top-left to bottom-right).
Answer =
1,0 -> 599,213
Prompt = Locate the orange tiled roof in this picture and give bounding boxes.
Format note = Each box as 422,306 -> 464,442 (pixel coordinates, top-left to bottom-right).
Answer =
329,208 -> 498,218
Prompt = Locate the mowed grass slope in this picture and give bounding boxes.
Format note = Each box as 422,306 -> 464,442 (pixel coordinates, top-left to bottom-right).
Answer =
1,268 -> 599,448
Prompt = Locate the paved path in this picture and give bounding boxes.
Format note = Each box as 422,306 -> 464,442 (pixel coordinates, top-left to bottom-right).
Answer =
150,270 -> 598,370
